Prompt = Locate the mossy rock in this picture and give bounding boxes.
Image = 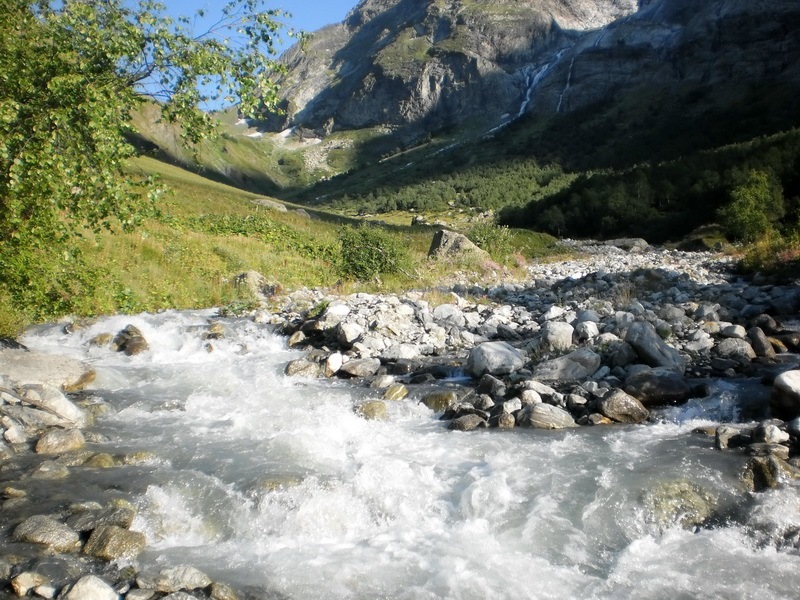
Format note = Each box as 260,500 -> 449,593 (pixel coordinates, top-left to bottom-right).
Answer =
356,400 -> 388,421
642,479 -> 717,530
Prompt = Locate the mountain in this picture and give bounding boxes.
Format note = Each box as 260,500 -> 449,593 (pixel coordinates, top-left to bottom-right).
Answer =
262,0 -> 638,141
261,0 -> 800,148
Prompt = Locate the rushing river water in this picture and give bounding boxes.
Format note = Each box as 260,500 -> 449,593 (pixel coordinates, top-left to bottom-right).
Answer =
19,310 -> 800,599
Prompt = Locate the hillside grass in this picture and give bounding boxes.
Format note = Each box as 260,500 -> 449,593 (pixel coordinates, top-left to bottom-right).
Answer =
0,156 -> 560,336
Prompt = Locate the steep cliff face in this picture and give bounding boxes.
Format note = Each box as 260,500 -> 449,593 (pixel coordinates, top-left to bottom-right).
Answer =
526,0 -> 800,116
264,0 -> 800,148
266,0 -> 638,138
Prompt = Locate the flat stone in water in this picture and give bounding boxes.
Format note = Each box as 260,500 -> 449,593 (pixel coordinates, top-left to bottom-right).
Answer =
516,403 -> 578,429
13,515 -> 80,552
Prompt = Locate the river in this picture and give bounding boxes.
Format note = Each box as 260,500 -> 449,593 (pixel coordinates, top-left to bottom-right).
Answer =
19,310 -> 800,599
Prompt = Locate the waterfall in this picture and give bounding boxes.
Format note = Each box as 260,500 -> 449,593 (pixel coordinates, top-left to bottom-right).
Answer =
556,55 -> 577,113
517,63 -> 552,117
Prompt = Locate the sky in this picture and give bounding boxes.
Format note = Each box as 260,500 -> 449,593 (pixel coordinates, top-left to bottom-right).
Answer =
166,0 -> 358,55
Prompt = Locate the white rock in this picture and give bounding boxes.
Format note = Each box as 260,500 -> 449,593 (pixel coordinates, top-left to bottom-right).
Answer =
65,575 -> 118,600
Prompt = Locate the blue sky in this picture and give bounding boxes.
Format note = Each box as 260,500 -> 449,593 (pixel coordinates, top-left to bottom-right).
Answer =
166,0 -> 358,55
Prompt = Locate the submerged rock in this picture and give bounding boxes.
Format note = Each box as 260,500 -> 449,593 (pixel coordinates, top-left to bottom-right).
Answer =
356,401 -> 388,421
642,480 -> 716,530
112,324 -> 149,356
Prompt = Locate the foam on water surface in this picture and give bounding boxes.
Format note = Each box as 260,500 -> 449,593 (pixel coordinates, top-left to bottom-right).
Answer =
19,312 -> 800,599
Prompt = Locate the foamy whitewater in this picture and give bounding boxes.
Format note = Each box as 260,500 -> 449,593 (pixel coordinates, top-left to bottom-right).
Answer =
21,311 -> 800,599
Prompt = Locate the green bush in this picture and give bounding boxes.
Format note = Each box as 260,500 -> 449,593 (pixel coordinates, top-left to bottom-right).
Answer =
718,169 -> 785,242
467,223 -> 513,260
337,224 -> 411,281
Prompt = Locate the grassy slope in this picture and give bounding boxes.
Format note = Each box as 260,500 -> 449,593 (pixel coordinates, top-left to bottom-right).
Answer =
0,155 -> 559,335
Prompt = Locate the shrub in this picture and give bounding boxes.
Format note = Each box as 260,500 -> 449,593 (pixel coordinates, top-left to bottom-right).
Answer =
718,169 -> 784,242
467,223 -> 513,260
337,224 -> 411,281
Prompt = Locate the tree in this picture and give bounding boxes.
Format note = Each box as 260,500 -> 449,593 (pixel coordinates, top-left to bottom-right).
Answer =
718,169 -> 784,242
0,0 -> 287,319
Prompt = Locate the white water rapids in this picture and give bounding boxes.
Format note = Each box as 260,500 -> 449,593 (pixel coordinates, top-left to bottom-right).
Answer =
20,311 -> 800,599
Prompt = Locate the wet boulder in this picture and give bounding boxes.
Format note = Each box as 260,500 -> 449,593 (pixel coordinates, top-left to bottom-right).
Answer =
83,525 -> 146,560
771,370 -> 800,419
420,391 -> 458,412
284,359 -> 322,378
13,515 -> 80,552
35,428 -> 85,455
516,403 -> 578,429
448,414 -> 488,431
642,480 -> 716,530
741,455 -> 800,492
155,566 -> 213,593
623,368 -> 691,407
112,325 -> 149,356
599,389 -> 649,424
356,401 -> 388,421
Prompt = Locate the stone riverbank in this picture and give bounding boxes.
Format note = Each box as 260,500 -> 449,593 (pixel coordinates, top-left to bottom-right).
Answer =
2,239 -> 800,597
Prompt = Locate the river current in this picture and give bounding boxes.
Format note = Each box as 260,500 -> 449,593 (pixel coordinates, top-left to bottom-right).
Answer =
20,310 -> 800,599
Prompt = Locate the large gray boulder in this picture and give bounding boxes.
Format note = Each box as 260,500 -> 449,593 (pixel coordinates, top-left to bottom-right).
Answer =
540,321 -> 574,352
338,358 -> 381,378
625,321 -> 686,372
533,348 -> 601,381
466,342 -> 525,377
599,389 -> 649,424
623,368 -> 691,407
715,337 -> 756,362
428,230 -> 489,259
516,403 -> 578,429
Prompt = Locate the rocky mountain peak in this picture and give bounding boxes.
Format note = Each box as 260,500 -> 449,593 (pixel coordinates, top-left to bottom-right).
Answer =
264,0 -> 638,139
262,0 -> 799,151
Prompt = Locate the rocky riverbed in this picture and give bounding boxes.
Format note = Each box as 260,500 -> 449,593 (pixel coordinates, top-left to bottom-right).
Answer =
2,239 -> 800,598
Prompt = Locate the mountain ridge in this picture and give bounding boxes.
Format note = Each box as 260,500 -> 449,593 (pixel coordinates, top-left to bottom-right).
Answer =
260,0 -> 799,150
